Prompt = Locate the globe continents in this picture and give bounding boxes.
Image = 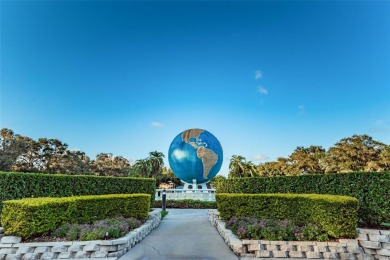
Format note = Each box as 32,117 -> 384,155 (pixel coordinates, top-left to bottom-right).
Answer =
168,128 -> 223,184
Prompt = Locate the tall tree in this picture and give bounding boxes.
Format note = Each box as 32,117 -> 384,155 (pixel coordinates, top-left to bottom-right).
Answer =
0,128 -> 29,171
49,150 -> 91,175
39,138 -> 69,173
228,155 -> 246,178
378,145 -> 390,171
210,174 -> 226,188
322,134 -> 386,173
13,138 -> 70,173
12,136 -> 42,172
242,161 -> 258,177
379,145 -> 390,171
90,153 -> 131,177
288,146 -> 325,175
130,158 -> 151,178
156,167 -> 182,188
148,151 -> 165,178
364,145 -> 390,172
258,157 -> 290,176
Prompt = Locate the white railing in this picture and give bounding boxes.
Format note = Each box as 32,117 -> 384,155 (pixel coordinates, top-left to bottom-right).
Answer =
155,188 -> 216,201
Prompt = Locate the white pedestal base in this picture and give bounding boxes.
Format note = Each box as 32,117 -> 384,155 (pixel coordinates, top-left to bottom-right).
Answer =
182,181 -> 209,190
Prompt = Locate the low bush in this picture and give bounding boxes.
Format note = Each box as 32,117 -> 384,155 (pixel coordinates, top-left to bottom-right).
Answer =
1,194 -> 150,238
153,199 -> 217,209
215,172 -> 390,226
0,172 -> 156,210
216,193 -> 358,238
161,210 -> 169,219
226,217 -> 329,241
52,216 -> 143,241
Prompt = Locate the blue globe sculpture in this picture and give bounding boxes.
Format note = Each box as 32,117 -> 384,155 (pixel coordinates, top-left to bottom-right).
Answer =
168,128 -> 223,184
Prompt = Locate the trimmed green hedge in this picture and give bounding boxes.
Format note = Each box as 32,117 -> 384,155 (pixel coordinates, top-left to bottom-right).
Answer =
0,172 -> 156,209
216,193 -> 358,239
216,172 -> 390,226
153,199 -> 217,209
1,194 -> 150,238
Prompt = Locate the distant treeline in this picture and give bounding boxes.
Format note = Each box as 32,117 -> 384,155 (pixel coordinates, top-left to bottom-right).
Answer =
0,128 -> 180,187
1,128 -> 388,180
0,128 -> 132,176
228,134 -> 389,178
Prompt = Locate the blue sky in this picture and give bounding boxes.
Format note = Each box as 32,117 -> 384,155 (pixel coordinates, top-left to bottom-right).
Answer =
1,1 -> 389,177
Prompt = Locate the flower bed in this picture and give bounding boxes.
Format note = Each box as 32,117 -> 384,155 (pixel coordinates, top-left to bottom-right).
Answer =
226,217 -> 329,241
0,209 -> 162,259
209,209 -> 390,259
50,216 -> 143,242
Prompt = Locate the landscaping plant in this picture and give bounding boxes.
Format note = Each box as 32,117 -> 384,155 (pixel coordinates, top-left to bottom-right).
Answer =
216,193 -> 358,238
225,217 -> 329,241
0,171 -> 156,209
52,216 -> 143,241
161,210 -> 168,219
216,172 -> 390,226
1,194 -> 150,238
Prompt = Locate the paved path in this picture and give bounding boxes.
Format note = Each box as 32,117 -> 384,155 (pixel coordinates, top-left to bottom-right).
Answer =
119,209 -> 238,260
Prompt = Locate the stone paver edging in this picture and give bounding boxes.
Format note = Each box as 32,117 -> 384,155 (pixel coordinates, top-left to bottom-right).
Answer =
208,209 -> 390,260
0,209 -> 162,260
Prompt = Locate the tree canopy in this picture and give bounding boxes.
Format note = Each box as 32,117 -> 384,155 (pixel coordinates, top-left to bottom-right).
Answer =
230,134 -> 388,178
1,128 -> 388,179
1,128 -> 146,177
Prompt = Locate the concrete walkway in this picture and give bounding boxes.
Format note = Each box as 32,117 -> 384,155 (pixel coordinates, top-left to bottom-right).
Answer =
119,209 -> 238,260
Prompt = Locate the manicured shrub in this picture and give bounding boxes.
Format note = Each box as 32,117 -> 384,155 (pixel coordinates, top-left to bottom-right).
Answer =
216,193 -> 358,238
215,172 -> 390,226
1,194 -> 150,238
153,199 -> 217,209
0,172 -> 156,209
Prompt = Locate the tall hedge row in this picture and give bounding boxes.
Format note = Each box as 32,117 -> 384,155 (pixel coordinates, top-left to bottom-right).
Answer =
1,194 -> 150,238
215,172 -> 390,226
0,172 -> 156,209
216,193 -> 358,238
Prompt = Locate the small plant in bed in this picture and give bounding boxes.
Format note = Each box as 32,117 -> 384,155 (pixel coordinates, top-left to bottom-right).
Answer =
161,210 -> 169,219
225,217 -> 329,241
39,216 -> 143,242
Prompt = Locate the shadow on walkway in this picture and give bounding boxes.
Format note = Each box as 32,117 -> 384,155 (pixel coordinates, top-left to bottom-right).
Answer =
119,209 -> 238,260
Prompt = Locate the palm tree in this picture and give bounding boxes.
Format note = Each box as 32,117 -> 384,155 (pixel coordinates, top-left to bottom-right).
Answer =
149,151 -> 165,178
243,161 -> 258,177
131,159 -> 151,178
228,155 -> 246,178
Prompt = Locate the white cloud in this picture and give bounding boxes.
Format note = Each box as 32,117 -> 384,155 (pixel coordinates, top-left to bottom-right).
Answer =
369,127 -> 390,133
255,70 -> 262,80
376,120 -> 386,125
150,122 -> 164,127
370,120 -> 389,133
298,105 -> 305,115
258,86 -> 268,95
172,149 -> 188,160
252,154 -> 269,161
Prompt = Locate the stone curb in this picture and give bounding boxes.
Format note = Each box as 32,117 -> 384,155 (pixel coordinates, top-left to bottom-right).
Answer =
208,209 -> 389,260
0,209 -> 162,260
